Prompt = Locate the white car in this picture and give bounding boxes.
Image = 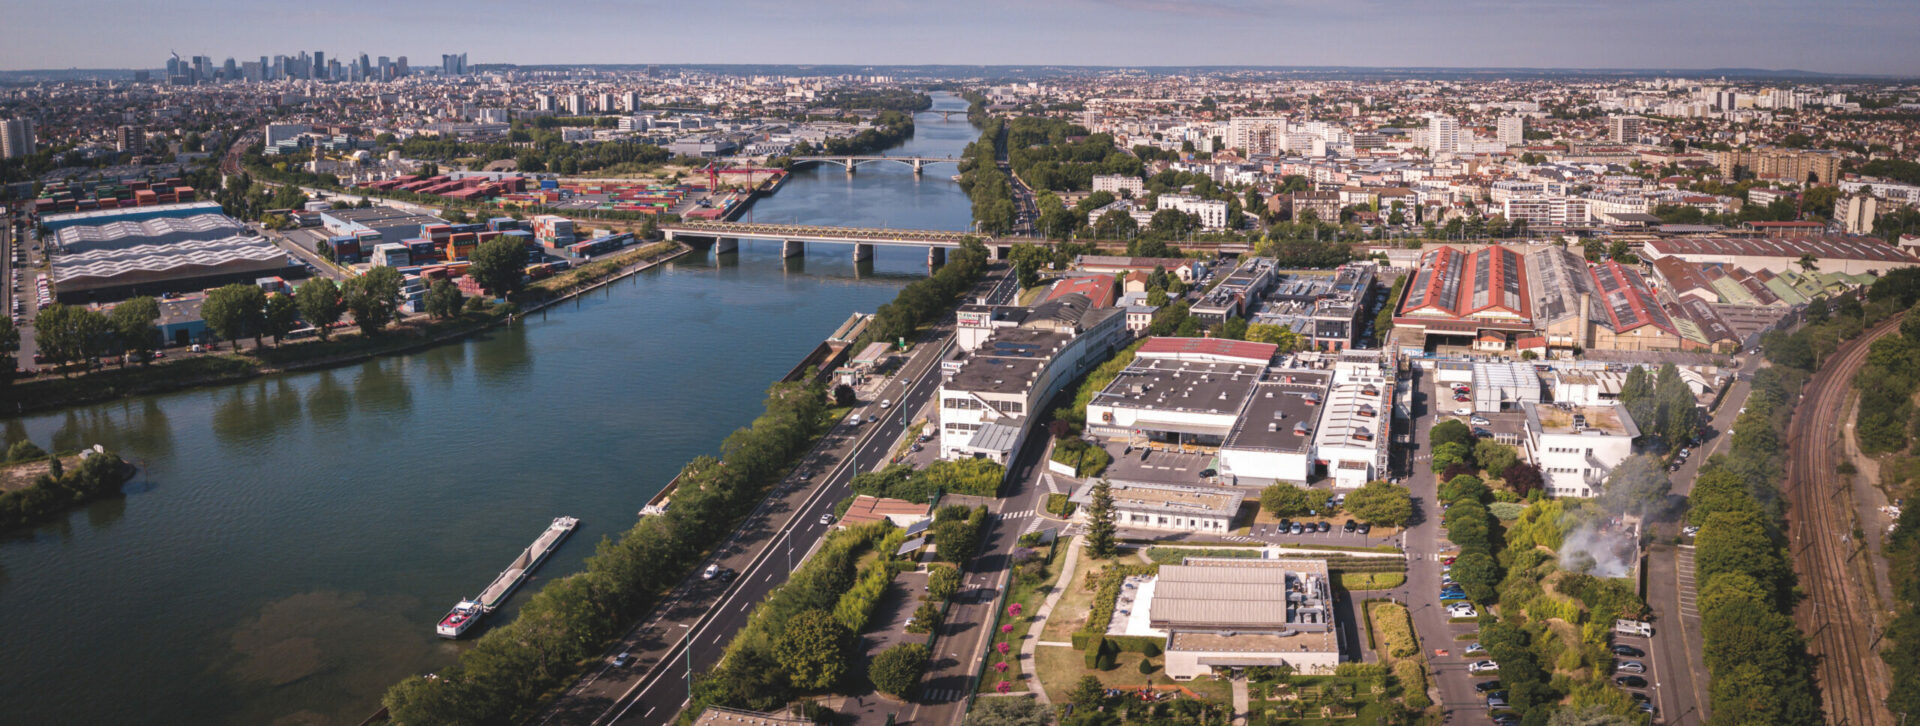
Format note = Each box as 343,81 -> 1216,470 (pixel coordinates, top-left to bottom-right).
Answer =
819,513 -> 834,526
1449,605 -> 1479,618
879,399 -> 892,409
1467,660 -> 1499,673
1454,407 -> 1473,416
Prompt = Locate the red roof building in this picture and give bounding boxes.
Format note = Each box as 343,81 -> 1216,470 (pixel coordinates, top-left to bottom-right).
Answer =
1393,246 -> 1536,348
1044,274 -> 1119,309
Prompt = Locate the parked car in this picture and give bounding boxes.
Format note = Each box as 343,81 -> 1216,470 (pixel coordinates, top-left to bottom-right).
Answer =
1474,680 -> 1502,693
1448,605 -> 1478,619
1616,660 -> 1646,674
1454,407 -> 1473,416
1277,518 -> 1292,532
1467,660 -> 1499,673
1615,675 -> 1648,688
1342,520 -> 1357,533
1682,525 -> 1700,538
703,564 -> 721,580
611,651 -> 634,667
1290,523 -> 1304,535
1611,644 -> 1645,658
1465,642 -> 1485,654
1470,415 -> 1491,426
1317,522 -> 1332,533
1486,693 -> 1509,709
1357,522 -> 1372,534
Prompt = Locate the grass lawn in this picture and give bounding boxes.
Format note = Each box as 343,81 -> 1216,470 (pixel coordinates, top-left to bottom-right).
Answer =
1338,572 -> 1406,590
1039,551 -> 1128,642
1034,647 -> 1234,704
977,540 -> 1068,694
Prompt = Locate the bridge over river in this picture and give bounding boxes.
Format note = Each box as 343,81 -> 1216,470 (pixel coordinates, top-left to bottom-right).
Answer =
658,220 -> 1254,264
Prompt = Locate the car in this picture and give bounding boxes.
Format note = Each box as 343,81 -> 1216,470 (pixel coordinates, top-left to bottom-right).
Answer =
1449,606 -> 1478,619
1630,692 -> 1651,704
1474,680 -> 1503,693
1470,415 -> 1491,426
1441,590 -> 1467,601
1491,715 -> 1521,726
1635,702 -> 1657,715
1313,521 -> 1328,533
1343,520 -> 1357,533
1455,407 -> 1473,416
1615,675 -> 1648,688
1467,659 -> 1499,673
1682,525 -> 1699,538
819,513 -> 834,525
1442,575 -> 1458,586
703,564 -> 721,580
1290,523 -> 1304,535
1277,518 -> 1292,532
867,414 -> 879,423
1357,522 -> 1372,534
1611,644 -> 1645,658
611,651 -> 634,667
1443,556 -> 1457,565
1465,642 -> 1485,654
1486,693 -> 1509,709
879,399 -> 891,409
1616,660 -> 1646,674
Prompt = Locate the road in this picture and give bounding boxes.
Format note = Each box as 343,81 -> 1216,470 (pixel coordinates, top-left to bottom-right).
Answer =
1398,366 -> 1490,717
535,270 -> 1010,726
1783,313 -> 1900,726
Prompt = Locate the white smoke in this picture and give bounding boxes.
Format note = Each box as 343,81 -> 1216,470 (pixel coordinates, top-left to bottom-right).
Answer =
1558,518 -> 1637,578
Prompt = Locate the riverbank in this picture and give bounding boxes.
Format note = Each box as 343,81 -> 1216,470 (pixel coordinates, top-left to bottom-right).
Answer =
1,241 -> 693,417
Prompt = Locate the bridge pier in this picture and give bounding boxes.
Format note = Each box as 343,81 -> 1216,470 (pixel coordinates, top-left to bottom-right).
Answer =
928,247 -> 946,266
714,237 -> 738,255
781,240 -> 804,258
911,160 -> 924,176
853,243 -> 874,262
845,163 -> 856,177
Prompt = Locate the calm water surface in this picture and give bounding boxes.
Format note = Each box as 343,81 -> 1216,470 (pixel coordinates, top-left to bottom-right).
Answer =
0,92 -> 977,726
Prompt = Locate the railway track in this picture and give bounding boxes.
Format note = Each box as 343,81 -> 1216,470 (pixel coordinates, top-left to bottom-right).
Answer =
1784,313 -> 1899,726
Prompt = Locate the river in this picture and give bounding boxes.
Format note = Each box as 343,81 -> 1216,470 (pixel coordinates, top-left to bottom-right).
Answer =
0,92 -> 978,726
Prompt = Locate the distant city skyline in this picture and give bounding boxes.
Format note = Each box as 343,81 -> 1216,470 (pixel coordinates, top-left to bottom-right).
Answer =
5,0 -> 1919,75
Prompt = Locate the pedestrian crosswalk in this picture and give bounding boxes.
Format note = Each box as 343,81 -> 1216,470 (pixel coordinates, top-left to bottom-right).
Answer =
923,688 -> 968,702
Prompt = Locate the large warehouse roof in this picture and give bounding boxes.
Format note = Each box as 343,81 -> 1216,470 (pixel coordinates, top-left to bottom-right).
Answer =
1401,246 -> 1531,322
53,235 -> 292,292
1648,235 -> 1917,263
54,213 -> 245,254
1590,261 -> 1676,336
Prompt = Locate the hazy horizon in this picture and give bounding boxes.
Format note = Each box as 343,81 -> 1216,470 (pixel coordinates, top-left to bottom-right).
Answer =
6,0 -> 1918,76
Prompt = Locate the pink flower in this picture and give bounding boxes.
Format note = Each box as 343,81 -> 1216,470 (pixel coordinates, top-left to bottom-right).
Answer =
995,661 -> 1010,672
1009,603 -> 1023,617
1001,624 -> 1015,635
997,680 -> 1012,694
997,641 -> 1012,655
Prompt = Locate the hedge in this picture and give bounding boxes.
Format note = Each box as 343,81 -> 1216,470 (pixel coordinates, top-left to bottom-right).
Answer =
1393,659 -> 1431,709
1044,492 -> 1075,517
1072,563 -> 1159,648
832,527 -> 910,631
1367,601 -> 1419,659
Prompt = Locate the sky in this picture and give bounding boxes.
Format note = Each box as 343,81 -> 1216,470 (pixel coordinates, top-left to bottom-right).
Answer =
6,0 -> 1919,75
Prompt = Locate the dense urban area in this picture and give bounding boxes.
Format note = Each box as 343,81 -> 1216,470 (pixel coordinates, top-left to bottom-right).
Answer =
3,52 -> 1920,726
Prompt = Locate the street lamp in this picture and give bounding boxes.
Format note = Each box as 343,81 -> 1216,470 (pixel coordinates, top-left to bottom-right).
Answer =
676,623 -> 693,702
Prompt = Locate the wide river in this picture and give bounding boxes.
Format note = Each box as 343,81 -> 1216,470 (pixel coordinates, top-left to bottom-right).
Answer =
0,92 -> 978,726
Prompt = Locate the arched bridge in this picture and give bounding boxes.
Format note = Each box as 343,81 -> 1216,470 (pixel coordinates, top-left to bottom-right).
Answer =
657,221 -> 1253,262
788,155 -> 962,175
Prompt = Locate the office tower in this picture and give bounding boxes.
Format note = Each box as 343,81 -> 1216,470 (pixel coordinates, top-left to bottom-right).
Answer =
1610,115 -> 1643,144
1427,113 -> 1459,155
242,61 -> 262,82
313,51 -> 326,79
537,94 -> 556,112
165,56 -> 180,78
223,57 -> 238,80
1,118 -> 36,159
396,56 -> 408,77
441,53 -> 467,76
623,91 -> 641,111
1496,115 -> 1525,146
134,70 -> 150,83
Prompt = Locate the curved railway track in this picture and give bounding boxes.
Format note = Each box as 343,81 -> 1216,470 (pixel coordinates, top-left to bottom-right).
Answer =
1784,313 -> 1899,726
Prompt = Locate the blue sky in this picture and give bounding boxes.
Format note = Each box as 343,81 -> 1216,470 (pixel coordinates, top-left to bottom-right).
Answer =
7,0 -> 1918,75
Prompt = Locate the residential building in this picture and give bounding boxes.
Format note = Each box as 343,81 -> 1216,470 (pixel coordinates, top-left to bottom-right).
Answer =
1609,115 -> 1643,144
1711,148 -> 1843,185
1091,174 -> 1145,196
1496,115 -> 1525,147
2,117 -> 37,158
1157,194 -> 1230,230
1835,194 -> 1878,235
1427,113 -> 1459,155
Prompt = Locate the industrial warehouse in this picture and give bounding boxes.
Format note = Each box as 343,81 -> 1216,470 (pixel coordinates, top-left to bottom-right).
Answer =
1103,558 -> 1343,679
45,201 -> 300,303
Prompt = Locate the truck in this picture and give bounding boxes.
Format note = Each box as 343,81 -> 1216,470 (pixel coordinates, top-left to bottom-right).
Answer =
1614,619 -> 1653,637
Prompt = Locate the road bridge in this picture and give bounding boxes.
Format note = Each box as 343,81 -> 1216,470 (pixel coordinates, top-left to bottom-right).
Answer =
788,155 -> 962,175
659,220 -> 1253,264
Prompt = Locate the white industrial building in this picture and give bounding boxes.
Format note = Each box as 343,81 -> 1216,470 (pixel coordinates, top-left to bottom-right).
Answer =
1067,480 -> 1243,535
939,294 -> 1128,466
1521,402 -> 1639,498
1108,558 -> 1341,679
1311,352 -> 1396,488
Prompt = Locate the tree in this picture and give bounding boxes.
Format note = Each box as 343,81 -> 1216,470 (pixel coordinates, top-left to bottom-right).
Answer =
1598,455 -> 1672,518
1502,462 -> 1544,496
424,280 -> 465,320
261,293 -> 301,345
1450,551 -> 1500,601
0,317 -> 16,384
1696,508 -> 1791,598
772,609 -> 850,691
1087,478 -> 1117,558
33,303 -> 113,373
1440,474 -> 1489,505
343,266 -> 403,336
1068,675 -> 1107,708
200,284 -> 265,350
1261,482 -> 1315,518
869,642 -> 928,698
1797,253 -> 1819,274
928,566 -> 961,601
833,384 -> 858,407
963,695 -> 1052,726
1475,440 -> 1518,479
1093,209 -> 1137,240
296,278 -> 345,340
1344,480 -> 1413,526
1245,323 -> 1299,351
1430,419 -> 1474,451
1430,441 -> 1473,473
108,296 -> 160,362
468,236 -> 528,299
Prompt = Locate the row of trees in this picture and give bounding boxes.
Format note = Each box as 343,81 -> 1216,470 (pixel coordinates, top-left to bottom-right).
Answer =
958,119 -> 1016,235
383,381 -> 832,724
29,298 -> 160,374
856,238 -> 989,349
1685,362 -> 1824,724
1851,304 -> 1920,452
1428,419 -> 1542,496
1004,118 -> 1143,194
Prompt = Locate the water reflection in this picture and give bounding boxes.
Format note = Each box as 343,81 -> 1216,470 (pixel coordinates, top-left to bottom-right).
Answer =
49,398 -> 176,458
223,590 -> 440,726
303,370 -> 353,427
419,338 -> 469,387
350,358 -> 414,416
212,379 -> 306,448
470,325 -> 532,386
84,494 -> 126,530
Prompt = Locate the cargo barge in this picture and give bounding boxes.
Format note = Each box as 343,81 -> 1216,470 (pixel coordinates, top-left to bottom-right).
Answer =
436,516 -> 580,638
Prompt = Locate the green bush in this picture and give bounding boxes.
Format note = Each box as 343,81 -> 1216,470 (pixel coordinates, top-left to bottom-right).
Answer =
1084,635 -> 1108,667
1045,492 -> 1075,517
0,450 -> 128,533
1076,563 -> 1159,644
1393,660 -> 1430,709
1368,602 -> 1419,659
919,458 -> 1006,497
1335,662 -> 1389,677
870,643 -> 929,698
833,527 -> 909,631
1137,658 -> 1156,674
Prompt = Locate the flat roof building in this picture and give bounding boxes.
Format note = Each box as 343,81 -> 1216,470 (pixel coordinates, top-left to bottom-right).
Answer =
1110,558 -> 1341,679
939,293 -> 1129,467
1068,480 -> 1243,535
1522,402 -> 1639,498
1643,235 -> 1920,277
